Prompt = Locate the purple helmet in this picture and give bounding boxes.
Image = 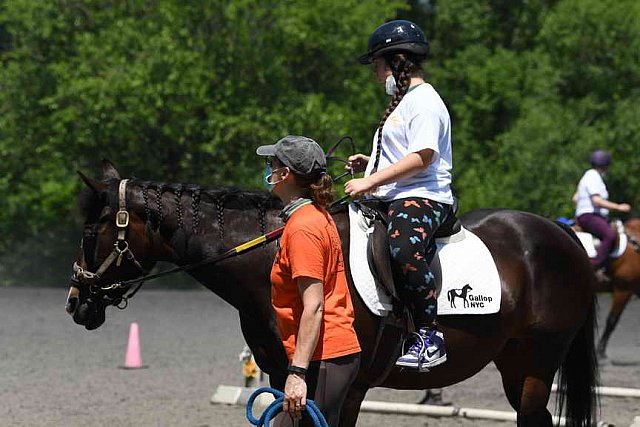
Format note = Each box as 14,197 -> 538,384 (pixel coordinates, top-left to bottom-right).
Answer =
589,150 -> 611,167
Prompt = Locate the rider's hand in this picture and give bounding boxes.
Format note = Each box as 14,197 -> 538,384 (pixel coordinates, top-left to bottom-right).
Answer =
345,177 -> 376,198
618,203 -> 631,212
346,154 -> 370,174
283,373 -> 307,420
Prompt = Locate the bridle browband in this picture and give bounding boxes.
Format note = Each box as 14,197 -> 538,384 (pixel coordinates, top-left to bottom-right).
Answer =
71,179 -> 150,309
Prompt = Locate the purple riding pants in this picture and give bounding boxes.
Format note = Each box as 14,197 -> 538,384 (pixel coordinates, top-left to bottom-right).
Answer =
577,213 -> 616,268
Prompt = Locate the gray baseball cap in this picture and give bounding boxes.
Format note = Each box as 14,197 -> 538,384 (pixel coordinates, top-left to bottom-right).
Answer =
256,135 -> 327,176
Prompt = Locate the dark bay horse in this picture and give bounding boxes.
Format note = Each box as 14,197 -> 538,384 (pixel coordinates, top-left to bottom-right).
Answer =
66,162 -> 598,426
596,218 -> 640,358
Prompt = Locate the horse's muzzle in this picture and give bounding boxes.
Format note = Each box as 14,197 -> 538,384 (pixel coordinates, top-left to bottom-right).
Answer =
66,285 -> 106,330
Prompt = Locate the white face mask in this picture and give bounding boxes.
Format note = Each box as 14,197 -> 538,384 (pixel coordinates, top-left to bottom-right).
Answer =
385,74 -> 397,96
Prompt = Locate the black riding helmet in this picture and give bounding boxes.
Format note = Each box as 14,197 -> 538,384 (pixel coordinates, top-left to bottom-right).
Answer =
358,20 -> 429,65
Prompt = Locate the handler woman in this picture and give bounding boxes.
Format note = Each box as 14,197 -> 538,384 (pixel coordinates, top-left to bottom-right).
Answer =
257,135 -> 361,427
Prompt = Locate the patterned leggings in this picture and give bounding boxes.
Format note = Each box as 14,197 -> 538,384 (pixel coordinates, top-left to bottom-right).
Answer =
387,197 -> 451,327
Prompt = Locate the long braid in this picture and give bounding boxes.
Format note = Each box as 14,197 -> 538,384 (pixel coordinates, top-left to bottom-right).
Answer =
175,184 -> 184,230
371,56 -> 415,174
156,185 -> 165,227
142,183 -> 151,224
191,187 -> 201,236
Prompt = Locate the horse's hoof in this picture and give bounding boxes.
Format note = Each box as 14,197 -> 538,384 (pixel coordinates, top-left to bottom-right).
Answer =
418,391 -> 452,406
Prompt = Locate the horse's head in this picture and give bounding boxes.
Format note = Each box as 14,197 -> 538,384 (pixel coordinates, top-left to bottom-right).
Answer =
66,160 -> 157,330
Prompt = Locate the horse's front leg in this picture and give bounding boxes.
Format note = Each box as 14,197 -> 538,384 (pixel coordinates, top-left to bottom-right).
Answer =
597,287 -> 634,359
339,382 -> 369,427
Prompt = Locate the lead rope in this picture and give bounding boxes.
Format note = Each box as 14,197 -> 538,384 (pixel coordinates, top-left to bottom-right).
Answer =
246,387 -> 328,427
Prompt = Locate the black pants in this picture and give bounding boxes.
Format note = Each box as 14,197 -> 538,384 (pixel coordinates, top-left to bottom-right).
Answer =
274,352 -> 361,427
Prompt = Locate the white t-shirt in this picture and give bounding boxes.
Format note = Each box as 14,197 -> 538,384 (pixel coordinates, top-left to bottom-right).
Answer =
575,169 -> 609,217
364,83 -> 453,204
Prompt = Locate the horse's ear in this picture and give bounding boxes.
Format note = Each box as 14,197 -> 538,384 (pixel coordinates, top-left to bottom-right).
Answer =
102,158 -> 121,180
77,170 -> 107,192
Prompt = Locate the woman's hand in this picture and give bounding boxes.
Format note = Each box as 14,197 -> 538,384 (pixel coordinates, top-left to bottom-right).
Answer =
618,203 -> 631,212
345,177 -> 376,198
283,373 -> 307,420
346,154 -> 370,174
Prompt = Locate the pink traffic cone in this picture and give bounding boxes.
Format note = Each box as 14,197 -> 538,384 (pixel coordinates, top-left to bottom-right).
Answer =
120,322 -> 148,369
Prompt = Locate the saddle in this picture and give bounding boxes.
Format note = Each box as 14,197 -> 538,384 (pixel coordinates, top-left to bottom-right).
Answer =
355,198 -> 462,302
572,219 -> 628,259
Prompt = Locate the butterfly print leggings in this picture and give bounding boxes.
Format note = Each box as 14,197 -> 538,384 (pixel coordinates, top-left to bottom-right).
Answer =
387,197 -> 451,327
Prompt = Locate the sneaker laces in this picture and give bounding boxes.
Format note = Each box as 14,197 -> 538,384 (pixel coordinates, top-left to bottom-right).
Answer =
406,329 -> 431,356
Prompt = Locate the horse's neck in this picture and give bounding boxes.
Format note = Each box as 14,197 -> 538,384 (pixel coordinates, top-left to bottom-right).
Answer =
127,181 -> 280,310
124,181 -> 288,376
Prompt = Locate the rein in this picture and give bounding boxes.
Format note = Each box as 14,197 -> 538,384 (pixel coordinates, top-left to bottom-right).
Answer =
72,138 -> 356,309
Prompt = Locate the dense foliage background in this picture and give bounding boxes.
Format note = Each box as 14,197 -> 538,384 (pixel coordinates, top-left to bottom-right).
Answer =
1,0 -> 639,285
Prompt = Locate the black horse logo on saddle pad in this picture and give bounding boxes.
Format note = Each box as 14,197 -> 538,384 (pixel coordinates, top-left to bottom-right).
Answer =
447,284 -> 472,309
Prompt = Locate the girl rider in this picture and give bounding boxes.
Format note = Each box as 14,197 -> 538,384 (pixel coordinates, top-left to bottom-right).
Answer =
345,20 -> 453,370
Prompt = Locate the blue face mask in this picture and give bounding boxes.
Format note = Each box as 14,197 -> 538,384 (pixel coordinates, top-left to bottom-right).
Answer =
263,165 -> 286,192
263,165 -> 275,191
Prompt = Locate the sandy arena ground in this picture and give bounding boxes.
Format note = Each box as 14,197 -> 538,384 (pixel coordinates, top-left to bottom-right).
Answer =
1,287 -> 638,427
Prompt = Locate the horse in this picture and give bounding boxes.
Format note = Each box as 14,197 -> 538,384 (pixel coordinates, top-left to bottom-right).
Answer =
66,161 -> 598,427
447,284 -> 473,309
596,218 -> 640,359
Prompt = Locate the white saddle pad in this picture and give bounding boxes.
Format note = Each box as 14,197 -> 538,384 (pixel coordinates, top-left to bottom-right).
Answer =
575,231 -> 627,259
348,203 -> 501,317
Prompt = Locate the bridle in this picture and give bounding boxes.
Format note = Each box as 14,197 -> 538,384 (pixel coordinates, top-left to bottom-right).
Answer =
71,179 -> 150,309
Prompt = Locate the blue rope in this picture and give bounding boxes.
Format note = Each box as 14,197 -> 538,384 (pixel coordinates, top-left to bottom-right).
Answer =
246,387 -> 329,427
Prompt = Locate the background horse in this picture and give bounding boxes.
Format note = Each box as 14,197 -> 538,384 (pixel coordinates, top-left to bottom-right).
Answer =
66,162 -> 598,426
596,218 -> 640,359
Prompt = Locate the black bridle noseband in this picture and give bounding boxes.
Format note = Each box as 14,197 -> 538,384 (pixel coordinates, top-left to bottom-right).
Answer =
71,179 -> 149,309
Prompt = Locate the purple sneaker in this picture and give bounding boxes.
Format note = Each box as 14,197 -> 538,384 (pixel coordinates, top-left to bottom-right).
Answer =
396,328 -> 447,370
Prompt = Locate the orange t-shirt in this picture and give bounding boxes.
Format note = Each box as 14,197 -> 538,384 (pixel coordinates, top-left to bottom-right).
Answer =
271,204 -> 361,361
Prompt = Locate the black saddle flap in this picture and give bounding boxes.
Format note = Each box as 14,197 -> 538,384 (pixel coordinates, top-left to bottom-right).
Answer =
435,198 -> 462,238
367,220 -> 398,300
